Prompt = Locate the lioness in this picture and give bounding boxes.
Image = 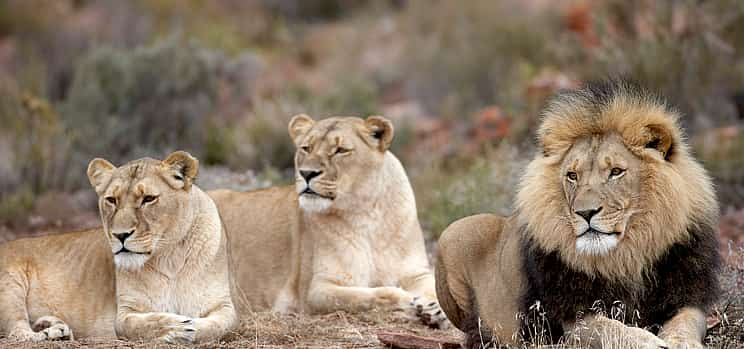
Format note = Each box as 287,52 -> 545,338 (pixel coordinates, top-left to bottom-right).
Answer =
436,81 -> 720,348
210,115 -> 446,327
0,151 -> 237,344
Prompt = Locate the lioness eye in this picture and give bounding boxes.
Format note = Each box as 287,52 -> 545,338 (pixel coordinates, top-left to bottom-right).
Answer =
105,197 -> 117,205
142,195 -> 158,205
301,145 -> 311,153
610,168 -> 625,177
335,147 -> 350,155
566,172 -> 578,181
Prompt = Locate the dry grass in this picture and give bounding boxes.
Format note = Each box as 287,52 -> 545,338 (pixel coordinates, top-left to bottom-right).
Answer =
0,311 -> 462,349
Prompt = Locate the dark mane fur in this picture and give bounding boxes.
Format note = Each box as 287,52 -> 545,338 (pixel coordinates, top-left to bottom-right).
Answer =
517,220 -> 721,342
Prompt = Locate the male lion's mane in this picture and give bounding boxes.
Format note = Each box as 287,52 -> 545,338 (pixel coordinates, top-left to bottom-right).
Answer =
514,80 -> 721,341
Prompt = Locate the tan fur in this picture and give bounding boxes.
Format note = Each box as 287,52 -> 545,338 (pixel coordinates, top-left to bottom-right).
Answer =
0,152 -> 237,344
436,82 -> 718,347
212,115 -> 446,327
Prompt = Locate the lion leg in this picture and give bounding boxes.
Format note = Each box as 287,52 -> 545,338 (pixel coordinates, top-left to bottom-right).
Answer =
306,279 -> 413,314
0,269 -> 39,341
657,307 -> 706,349
1,268 -> 74,342
434,243 -> 469,330
399,271 -> 450,328
566,315 -> 669,349
116,311 -> 196,344
191,301 -> 238,343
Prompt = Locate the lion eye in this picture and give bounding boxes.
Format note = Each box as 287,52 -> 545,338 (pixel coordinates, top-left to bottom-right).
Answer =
300,145 -> 311,153
105,196 -> 117,205
334,147 -> 350,155
142,195 -> 158,205
610,168 -> 625,177
566,172 -> 578,181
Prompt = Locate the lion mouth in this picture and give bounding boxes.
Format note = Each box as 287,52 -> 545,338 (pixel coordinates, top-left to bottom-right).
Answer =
115,247 -> 150,255
578,228 -> 621,238
301,188 -> 333,200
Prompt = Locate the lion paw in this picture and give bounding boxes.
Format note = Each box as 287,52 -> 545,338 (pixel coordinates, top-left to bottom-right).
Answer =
159,315 -> 196,344
32,316 -> 73,341
411,296 -> 451,329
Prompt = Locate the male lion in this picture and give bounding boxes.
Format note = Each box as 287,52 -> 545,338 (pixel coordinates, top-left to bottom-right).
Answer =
0,151 -> 237,344
436,81 -> 720,348
210,115 -> 447,327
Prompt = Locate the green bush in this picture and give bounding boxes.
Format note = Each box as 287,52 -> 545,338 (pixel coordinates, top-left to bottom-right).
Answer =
60,37 -> 245,185
414,144 -> 524,238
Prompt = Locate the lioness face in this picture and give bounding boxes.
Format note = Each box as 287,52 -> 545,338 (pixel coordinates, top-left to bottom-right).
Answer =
561,134 -> 642,256
87,151 -> 199,270
288,114 -> 394,213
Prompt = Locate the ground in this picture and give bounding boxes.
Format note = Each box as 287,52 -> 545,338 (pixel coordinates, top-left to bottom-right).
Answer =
0,247 -> 740,349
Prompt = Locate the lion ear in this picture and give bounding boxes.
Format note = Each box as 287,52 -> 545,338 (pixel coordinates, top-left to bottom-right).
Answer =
163,151 -> 199,190
644,124 -> 674,160
365,115 -> 394,152
288,114 -> 315,145
87,158 -> 115,195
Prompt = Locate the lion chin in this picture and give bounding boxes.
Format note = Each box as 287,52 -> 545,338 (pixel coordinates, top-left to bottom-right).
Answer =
298,194 -> 333,213
114,253 -> 149,271
575,231 -> 619,256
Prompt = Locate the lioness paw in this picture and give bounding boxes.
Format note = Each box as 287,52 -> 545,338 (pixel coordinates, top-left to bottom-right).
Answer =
31,316 -> 73,341
160,316 -> 196,344
374,286 -> 414,309
411,297 -> 451,329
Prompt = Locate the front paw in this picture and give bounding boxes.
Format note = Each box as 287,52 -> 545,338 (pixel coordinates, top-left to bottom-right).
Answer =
374,286 -> 413,309
626,326 -> 669,349
32,316 -> 73,341
158,314 -> 196,344
411,296 -> 451,329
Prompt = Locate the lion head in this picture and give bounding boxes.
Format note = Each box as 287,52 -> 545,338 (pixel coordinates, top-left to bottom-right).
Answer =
288,114 -> 394,213
516,80 -> 718,280
86,151 -> 200,270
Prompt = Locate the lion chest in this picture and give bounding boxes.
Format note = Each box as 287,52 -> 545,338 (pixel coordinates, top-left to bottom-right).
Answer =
313,220 -> 415,288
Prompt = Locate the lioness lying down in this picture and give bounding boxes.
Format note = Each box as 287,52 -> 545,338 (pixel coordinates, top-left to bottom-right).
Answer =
210,114 -> 447,327
0,151 -> 237,343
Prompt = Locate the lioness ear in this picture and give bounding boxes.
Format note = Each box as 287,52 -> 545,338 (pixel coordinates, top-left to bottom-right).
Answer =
163,151 -> 199,190
365,115 -> 394,152
288,114 -> 315,144
87,158 -> 115,195
644,124 -> 674,160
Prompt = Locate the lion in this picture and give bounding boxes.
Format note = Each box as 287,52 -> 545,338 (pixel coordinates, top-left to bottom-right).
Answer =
0,151 -> 237,344
435,80 -> 720,348
209,115 -> 447,327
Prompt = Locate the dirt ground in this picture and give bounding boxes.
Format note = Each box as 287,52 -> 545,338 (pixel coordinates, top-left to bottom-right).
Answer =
0,311 -> 463,349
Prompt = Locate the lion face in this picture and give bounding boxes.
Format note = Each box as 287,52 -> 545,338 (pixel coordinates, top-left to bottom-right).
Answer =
86,151 -> 199,270
561,134 -> 642,256
287,114 -> 394,213
517,80 -> 718,280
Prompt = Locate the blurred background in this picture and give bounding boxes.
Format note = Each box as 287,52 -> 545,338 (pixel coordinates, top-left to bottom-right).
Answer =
0,0 -> 743,248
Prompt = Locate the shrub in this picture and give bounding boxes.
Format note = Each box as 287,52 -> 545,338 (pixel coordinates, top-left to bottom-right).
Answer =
60,37 -> 255,186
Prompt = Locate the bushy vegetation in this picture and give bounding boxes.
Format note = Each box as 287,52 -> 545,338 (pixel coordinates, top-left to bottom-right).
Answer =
0,0 -> 743,234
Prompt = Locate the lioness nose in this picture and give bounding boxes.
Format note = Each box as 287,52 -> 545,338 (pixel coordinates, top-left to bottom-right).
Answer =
113,230 -> 134,243
575,207 -> 602,223
300,170 -> 322,182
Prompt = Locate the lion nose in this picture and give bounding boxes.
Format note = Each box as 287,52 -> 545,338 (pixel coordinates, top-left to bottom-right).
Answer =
300,170 -> 322,183
575,207 -> 602,223
113,230 -> 134,243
